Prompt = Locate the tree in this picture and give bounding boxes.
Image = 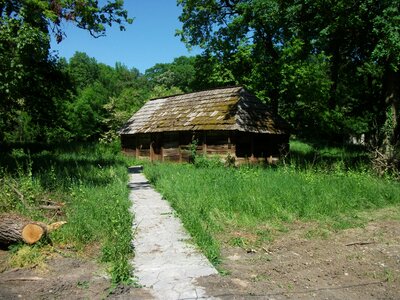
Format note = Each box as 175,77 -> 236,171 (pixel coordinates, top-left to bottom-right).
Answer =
286,0 -> 399,167
178,0 -> 400,169
191,52 -> 236,91
145,56 -> 196,93
0,0 -> 132,144
177,0 -> 334,132
68,51 -> 100,90
0,0 -> 133,42
178,0 -> 287,111
370,2 -> 400,169
64,52 -> 153,141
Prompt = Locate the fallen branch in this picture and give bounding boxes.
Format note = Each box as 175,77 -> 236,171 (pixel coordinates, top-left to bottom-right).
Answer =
39,205 -> 64,211
2,277 -> 43,281
3,180 -> 31,210
345,241 -> 375,246
47,221 -> 67,232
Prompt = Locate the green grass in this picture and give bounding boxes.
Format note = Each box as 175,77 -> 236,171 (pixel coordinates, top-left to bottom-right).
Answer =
288,139 -> 370,171
0,141 -> 134,283
144,140 -> 400,265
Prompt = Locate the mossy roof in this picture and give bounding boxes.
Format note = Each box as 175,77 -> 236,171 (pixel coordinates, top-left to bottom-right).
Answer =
119,86 -> 290,135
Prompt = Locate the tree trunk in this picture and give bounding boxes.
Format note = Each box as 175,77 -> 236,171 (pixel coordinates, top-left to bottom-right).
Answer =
0,213 -> 65,245
385,69 -> 400,146
375,67 -> 400,174
260,32 -> 280,115
328,40 -> 341,110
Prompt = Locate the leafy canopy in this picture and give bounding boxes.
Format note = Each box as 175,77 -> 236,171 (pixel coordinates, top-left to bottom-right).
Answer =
0,0 -> 132,144
0,0 -> 133,42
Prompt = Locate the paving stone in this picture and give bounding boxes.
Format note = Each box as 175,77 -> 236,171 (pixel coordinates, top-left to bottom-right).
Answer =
129,172 -> 218,299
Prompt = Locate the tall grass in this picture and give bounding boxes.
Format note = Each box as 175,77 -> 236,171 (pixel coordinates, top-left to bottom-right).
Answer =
0,142 -> 134,283
144,141 -> 400,265
288,139 -> 370,171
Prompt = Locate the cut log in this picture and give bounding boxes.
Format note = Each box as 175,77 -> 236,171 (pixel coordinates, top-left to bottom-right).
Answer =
0,214 -> 47,245
0,213 -> 66,245
21,224 -> 46,244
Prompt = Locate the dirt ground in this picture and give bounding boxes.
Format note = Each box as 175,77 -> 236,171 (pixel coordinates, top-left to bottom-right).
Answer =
0,210 -> 399,299
0,250 -> 153,300
198,211 -> 400,299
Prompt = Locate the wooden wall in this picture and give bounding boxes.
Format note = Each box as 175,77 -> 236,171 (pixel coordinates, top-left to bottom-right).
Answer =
121,130 -> 289,164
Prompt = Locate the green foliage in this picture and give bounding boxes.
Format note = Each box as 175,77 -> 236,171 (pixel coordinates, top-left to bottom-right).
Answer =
63,52 -> 152,142
278,39 -> 333,135
0,0 -> 132,42
68,52 -> 101,90
189,138 -> 198,162
67,83 -> 109,140
190,52 -> 237,91
178,0 -> 287,109
193,155 -> 224,169
20,48 -> 194,144
145,56 -> 196,93
148,85 -> 182,99
371,3 -> 400,71
0,12 -> 70,143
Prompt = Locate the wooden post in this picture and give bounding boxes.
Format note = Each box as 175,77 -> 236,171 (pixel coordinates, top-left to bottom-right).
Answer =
135,136 -> 139,158
250,134 -> 255,162
150,140 -> 154,162
228,136 -> 233,155
203,132 -> 207,156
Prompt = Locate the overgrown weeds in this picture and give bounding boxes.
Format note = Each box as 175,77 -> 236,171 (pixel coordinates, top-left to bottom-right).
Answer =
144,140 -> 400,265
0,141 -> 135,283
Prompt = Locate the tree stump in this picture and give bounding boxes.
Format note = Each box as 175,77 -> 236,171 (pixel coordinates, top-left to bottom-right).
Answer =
0,213 -> 65,245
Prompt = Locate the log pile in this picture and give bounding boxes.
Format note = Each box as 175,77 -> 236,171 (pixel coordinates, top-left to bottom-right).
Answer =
0,213 -> 66,245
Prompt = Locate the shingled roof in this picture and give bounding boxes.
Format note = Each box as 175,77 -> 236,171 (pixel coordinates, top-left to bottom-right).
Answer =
119,86 -> 290,135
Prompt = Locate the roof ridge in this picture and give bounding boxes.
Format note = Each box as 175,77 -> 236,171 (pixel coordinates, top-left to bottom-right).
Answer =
149,85 -> 243,101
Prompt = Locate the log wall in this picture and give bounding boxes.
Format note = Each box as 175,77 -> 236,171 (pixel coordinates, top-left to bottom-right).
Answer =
121,130 -> 289,164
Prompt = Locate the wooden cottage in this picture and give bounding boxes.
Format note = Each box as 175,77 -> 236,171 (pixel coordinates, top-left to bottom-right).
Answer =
119,86 -> 290,164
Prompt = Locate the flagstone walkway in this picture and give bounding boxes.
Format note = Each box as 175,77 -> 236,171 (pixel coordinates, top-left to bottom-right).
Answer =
128,166 -> 218,300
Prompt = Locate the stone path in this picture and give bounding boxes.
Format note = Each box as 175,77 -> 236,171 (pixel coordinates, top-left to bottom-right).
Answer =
128,167 -> 218,300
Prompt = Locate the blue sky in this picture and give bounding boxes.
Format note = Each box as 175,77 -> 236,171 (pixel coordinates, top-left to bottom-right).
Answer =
50,0 -> 202,73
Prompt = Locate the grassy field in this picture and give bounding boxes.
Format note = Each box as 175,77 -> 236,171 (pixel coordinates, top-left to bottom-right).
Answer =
144,140 -> 400,265
0,142 -> 134,283
1,139 -> 398,281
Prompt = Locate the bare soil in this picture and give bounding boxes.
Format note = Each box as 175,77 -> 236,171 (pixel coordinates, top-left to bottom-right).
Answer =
0,210 -> 399,300
0,250 -> 152,300
197,212 -> 400,299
